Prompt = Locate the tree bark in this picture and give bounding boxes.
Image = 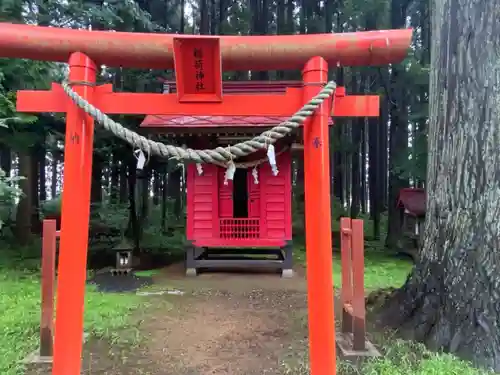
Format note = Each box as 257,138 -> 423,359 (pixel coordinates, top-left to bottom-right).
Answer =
110,151 -> 120,203
209,0 -> 216,35
50,153 -> 58,198
119,160 -> 128,204
381,0 -> 500,370
180,0 -> 185,33
199,0 -> 209,35
333,4 -> 345,205
380,81 -> 389,209
167,168 -> 182,220
350,73 -> 363,218
368,112 -> 381,238
161,171 -> 168,231
16,151 -> 34,244
343,122 -> 352,209
385,0 -> 410,248
38,143 -> 46,202
360,119 -> 366,213
153,170 -> 161,205
276,0 -> 285,79
285,0 -> 294,34
218,0 -> 226,34
0,146 -> 11,176
368,65 -> 382,238
30,146 -> 41,233
136,167 -> 150,244
127,161 -> 140,250
299,0 -> 306,34
91,154 -> 103,204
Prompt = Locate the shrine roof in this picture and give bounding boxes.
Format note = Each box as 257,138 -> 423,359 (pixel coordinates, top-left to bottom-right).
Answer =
141,114 -> 334,129
397,188 -> 426,217
142,115 -> 285,128
140,80 -> 334,130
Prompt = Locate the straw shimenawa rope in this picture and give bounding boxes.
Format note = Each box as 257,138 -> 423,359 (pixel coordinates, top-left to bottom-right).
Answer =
61,80 -> 336,165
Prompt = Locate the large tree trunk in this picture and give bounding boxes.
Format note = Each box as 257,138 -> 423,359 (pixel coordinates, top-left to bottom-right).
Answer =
381,0 -> 500,370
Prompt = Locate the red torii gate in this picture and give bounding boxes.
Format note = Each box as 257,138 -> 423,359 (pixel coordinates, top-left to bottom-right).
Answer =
0,22 -> 412,375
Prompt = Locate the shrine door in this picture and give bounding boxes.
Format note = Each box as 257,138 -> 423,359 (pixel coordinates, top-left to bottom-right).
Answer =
218,167 -> 260,219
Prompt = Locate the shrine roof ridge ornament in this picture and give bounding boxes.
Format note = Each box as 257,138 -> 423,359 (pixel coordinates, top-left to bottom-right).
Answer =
0,22 -> 412,70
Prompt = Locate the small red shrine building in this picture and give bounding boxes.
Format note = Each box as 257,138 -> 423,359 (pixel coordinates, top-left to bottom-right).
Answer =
397,187 -> 426,246
140,81 -> 313,277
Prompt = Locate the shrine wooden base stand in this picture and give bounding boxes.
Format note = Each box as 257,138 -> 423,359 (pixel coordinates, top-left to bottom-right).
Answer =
336,332 -> 381,358
185,242 -> 294,278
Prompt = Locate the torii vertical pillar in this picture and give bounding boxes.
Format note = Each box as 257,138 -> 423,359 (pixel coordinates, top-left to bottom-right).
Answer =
303,57 -> 336,374
52,52 -> 96,375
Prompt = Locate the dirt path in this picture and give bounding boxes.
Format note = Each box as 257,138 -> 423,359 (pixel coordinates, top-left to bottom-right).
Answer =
27,265 -> 311,375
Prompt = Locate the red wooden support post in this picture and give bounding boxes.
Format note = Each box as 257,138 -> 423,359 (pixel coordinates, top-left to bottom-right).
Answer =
337,218 -> 376,356
302,56 -> 336,375
40,219 -> 57,357
340,218 -> 353,334
52,52 -> 96,375
351,219 -> 366,351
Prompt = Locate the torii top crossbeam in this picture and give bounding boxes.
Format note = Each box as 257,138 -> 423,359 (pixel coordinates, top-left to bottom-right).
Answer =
0,23 -> 412,70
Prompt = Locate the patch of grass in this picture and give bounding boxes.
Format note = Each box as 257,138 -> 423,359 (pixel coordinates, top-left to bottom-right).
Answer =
295,217 -> 411,291
339,337 -> 494,375
351,252 -> 412,290
0,263 -> 146,375
84,284 -> 147,344
295,250 -> 412,291
283,316 -> 492,375
134,269 -> 160,277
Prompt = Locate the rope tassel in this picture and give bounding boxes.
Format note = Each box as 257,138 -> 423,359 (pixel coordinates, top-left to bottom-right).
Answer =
252,166 -> 259,184
224,162 -> 236,185
196,163 -> 203,175
267,144 -> 279,176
